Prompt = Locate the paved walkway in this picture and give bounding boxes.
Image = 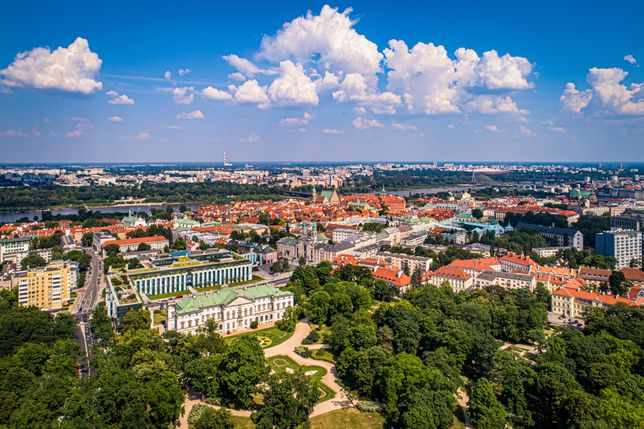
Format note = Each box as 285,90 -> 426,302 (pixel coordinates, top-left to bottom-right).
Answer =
265,321 -> 352,417
176,320 -> 351,428
456,386 -> 474,429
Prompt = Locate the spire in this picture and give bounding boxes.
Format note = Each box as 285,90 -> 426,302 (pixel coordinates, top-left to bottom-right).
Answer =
381,184 -> 386,197
311,185 -> 317,201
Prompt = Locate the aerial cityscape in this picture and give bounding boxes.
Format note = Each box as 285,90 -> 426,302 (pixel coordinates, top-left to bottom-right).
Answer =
0,2 -> 643,429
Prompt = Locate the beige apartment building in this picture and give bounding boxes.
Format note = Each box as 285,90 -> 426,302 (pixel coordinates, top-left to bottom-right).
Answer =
12,260 -> 78,310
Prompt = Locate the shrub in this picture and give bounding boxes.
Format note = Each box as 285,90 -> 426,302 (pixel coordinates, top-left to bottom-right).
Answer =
302,330 -> 320,345
250,319 -> 258,329
356,401 -> 383,413
294,346 -> 312,358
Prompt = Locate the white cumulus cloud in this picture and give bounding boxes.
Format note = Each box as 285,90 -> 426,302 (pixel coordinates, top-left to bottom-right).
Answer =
233,80 -> 270,108
268,60 -> 319,105
280,111 -> 312,127
383,40 -> 532,115
391,121 -> 417,131
519,125 -> 536,136
352,116 -> 384,129
0,37 -> 102,94
332,73 -> 401,114
202,86 -> 233,101
164,70 -> 172,80
561,67 -> 644,115
483,124 -> 499,132
107,115 -> 123,122
624,54 -> 637,66
176,110 -> 204,120
466,95 -> 528,115
560,82 -> 592,113
106,90 -> 135,105
259,5 -> 383,85
322,128 -> 344,135
172,86 -> 194,105
178,68 -> 191,76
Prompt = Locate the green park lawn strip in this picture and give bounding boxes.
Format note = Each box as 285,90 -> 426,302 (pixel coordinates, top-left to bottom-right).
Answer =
309,408 -> 385,428
152,309 -> 166,325
311,348 -> 336,364
228,275 -> 264,287
230,416 -> 255,429
267,355 -> 335,403
228,408 -> 386,429
194,284 -> 222,293
225,326 -> 293,348
195,275 -> 264,293
147,289 -> 191,300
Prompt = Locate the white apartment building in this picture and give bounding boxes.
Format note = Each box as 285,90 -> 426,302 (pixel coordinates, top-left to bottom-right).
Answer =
0,237 -> 30,263
596,229 -> 642,269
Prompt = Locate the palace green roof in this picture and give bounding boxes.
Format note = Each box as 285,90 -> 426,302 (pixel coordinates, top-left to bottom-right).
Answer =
174,284 -> 292,315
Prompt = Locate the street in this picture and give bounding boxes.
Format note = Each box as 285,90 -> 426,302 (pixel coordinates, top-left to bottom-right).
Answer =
71,249 -> 103,378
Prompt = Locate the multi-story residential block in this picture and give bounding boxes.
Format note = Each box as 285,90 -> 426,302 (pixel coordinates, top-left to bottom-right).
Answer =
473,270 -> 536,291
532,246 -> 568,258
376,251 -> 432,274
422,266 -> 473,292
551,278 -> 643,319
101,235 -> 169,254
499,252 -> 538,273
166,284 -> 294,334
577,267 -> 611,287
0,237 -> 30,263
516,223 -> 584,250
595,229 -> 642,269
125,249 -> 253,297
12,260 -> 78,310
93,231 -> 116,252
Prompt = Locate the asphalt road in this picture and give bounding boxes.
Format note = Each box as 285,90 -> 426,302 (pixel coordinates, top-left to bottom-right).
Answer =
73,249 -> 103,378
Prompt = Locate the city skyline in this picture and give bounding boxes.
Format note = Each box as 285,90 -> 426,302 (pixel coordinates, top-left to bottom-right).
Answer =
1,1 -> 643,162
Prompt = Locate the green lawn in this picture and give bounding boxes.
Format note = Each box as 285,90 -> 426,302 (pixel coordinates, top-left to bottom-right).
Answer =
226,326 -> 293,348
309,408 -> 385,429
267,355 -> 335,403
229,408 -> 385,429
230,416 -> 255,429
152,309 -> 166,325
311,348 -> 335,363
194,284 -> 222,293
228,275 -> 264,287
147,289 -> 191,300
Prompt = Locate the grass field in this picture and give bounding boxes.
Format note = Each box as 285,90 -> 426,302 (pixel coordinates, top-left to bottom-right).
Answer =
309,408 -> 385,428
226,326 -> 293,348
230,416 -> 255,429
311,348 -> 335,363
152,309 -> 166,325
267,355 -> 335,403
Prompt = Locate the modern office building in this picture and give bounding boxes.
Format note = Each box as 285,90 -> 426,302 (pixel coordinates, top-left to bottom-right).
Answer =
12,260 -> 78,310
596,229 -> 642,269
166,284 -> 294,334
125,249 -> 253,296
0,237 -> 30,263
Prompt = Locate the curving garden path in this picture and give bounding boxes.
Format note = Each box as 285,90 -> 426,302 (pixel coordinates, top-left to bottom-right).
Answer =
177,320 -> 351,428
264,320 -> 352,417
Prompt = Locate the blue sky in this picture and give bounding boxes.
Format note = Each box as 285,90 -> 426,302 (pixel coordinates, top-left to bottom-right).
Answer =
0,0 -> 642,163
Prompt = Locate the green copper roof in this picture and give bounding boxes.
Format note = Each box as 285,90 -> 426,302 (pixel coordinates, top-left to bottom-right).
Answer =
174,284 -> 292,315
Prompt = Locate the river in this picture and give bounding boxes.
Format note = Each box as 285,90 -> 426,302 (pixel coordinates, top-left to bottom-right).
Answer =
0,203 -> 202,224
388,185 -> 487,197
